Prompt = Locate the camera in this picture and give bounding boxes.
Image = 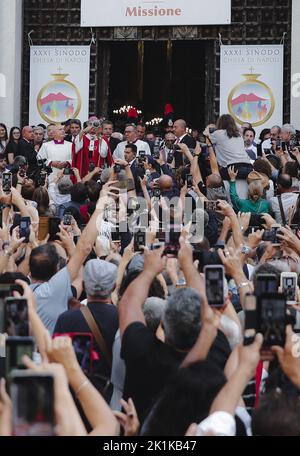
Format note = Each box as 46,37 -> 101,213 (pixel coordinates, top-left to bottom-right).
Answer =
262,226 -> 282,244
37,159 -> 52,186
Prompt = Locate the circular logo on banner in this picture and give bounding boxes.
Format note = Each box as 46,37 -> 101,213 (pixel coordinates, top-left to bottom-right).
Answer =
37,73 -> 82,124
227,73 -> 275,127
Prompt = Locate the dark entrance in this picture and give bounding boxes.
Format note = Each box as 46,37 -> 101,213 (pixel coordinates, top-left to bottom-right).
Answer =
109,40 -> 206,129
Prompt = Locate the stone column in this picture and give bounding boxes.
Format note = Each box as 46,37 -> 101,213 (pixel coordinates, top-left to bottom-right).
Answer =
291,0 -> 300,130
0,0 -> 23,129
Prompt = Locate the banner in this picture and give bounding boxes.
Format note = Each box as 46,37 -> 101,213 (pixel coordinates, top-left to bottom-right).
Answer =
29,46 -> 90,126
220,45 -> 284,134
81,0 -> 231,27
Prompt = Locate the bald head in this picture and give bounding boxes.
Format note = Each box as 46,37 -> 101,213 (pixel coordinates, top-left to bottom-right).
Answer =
158,174 -> 173,191
174,119 -> 187,138
207,173 -> 222,189
22,126 -> 34,141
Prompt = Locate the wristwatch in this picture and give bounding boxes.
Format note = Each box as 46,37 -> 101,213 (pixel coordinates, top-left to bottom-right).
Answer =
240,245 -> 252,255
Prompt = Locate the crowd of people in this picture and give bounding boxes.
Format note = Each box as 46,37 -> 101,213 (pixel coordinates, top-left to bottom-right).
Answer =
1,113 -> 300,436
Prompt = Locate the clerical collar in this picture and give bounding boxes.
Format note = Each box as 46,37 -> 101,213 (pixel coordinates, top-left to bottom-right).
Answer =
54,140 -> 65,145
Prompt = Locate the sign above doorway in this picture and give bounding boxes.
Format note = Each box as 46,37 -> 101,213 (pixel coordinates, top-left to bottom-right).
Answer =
81,0 -> 231,27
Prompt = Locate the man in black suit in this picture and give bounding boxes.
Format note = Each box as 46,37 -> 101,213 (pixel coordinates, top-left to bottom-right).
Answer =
173,119 -> 196,168
16,126 -> 38,177
102,120 -> 121,153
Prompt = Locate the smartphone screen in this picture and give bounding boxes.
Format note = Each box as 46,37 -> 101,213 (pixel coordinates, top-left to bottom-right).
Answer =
19,217 -> 31,243
164,225 -> 181,257
111,226 -> 121,243
5,298 -> 29,337
204,265 -> 225,308
281,273 -> 297,305
53,332 -> 93,375
48,217 -> 61,241
134,230 -> 146,252
2,172 -> 12,193
257,293 -> 286,348
255,274 -> 278,297
5,337 -> 34,376
72,334 -> 93,375
204,200 -> 218,212
10,372 -> 55,436
243,294 -> 257,345
186,174 -> 193,188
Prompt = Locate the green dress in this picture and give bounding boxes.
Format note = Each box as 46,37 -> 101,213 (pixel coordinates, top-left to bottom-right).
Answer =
229,181 -> 269,214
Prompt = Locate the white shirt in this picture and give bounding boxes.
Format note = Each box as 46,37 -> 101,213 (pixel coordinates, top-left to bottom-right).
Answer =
76,134 -> 108,158
270,192 -> 299,224
113,139 -> 151,160
38,140 -> 72,182
261,138 -> 272,152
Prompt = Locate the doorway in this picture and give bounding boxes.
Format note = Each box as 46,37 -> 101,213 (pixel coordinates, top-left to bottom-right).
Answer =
108,40 -> 206,129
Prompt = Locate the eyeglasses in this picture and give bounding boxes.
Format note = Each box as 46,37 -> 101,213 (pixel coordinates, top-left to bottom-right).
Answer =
125,130 -> 134,134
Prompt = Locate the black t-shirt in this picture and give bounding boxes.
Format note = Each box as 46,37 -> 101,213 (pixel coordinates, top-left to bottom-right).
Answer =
121,322 -> 231,423
54,302 -> 119,380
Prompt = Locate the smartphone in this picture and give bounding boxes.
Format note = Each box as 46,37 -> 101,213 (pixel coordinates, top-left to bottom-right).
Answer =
2,172 -> 12,194
48,217 -> 61,241
204,265 -> 225,308
153,188 -> 161,198
10,371 -> 55,436
19,217 -> 31,243
257,292 -> 286,348
0,285 -> 24,332
280,272 -> 298,305
139,151 -> 146,161
63,213 -> 73,226
111,226 -> 121,243
53,332 -> 93,375
255,273 -> 278,297
5,298 -> 29,337
204,200 -> 219,212
164,225 -> 181,257
63,168 -> 74,176
5,337 -> 34,376
186,174 -> 193,189
243,294 -> 257,346
134,230 -> 146,252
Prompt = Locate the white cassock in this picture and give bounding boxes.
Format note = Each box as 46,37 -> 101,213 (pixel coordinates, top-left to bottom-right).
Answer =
38,140 -> 72,182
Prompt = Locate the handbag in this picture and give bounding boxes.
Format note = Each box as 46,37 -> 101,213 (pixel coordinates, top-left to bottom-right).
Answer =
80,306 -> 112,396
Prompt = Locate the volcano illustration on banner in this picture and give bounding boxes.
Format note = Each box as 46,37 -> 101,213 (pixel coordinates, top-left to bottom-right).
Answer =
228,73 -> 275,127
37,72 -> 82,124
